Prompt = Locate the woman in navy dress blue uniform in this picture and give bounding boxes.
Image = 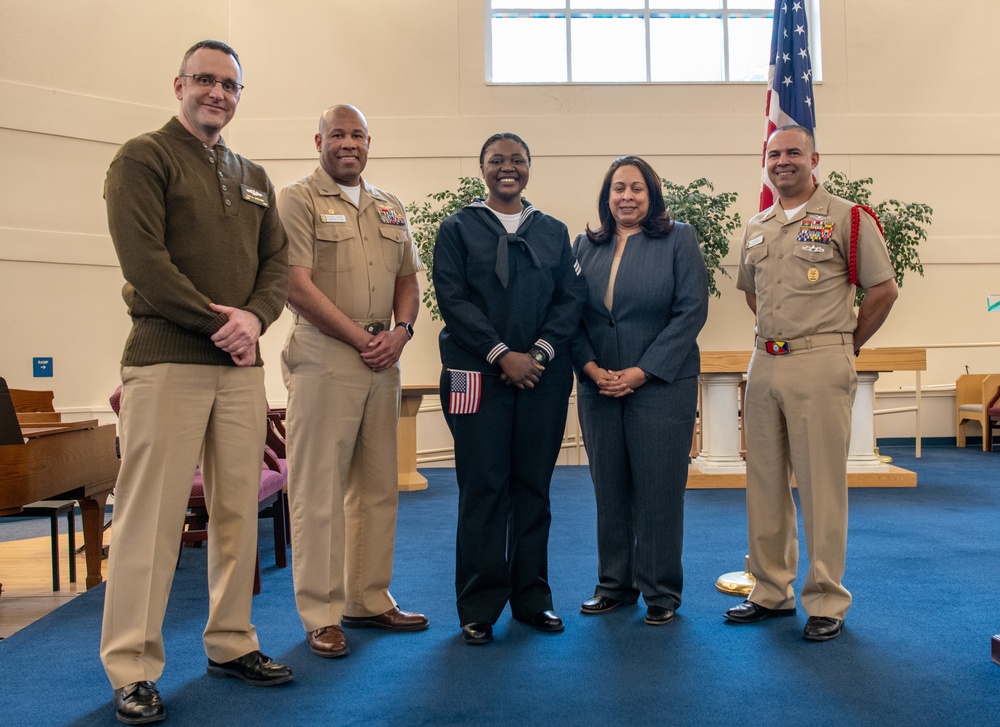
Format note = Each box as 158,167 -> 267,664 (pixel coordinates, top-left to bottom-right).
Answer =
433,133 -> 586,645
573,156 -> 708,625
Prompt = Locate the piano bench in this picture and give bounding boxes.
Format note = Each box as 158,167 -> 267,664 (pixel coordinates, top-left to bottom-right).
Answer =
16,500 -> 77,591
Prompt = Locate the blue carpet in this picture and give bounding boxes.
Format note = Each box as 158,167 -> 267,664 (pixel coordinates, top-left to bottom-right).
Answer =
1,445 -> 998,726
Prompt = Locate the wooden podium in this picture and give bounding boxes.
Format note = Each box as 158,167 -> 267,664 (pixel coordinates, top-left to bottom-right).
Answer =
398,385 -> 438,491
688,348 -> 926,489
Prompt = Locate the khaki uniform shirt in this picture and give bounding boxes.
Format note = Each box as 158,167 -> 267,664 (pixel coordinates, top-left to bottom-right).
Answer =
278,166 -> 422,321
736,185 -> 894,341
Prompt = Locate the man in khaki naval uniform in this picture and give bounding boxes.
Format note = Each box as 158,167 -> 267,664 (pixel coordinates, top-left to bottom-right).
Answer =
725,125 -> 897,641
278,105 -> 427,658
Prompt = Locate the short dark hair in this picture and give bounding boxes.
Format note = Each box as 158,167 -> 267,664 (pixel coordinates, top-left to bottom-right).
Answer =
180,40 -> 242,75
771,124 -> 815,151
586,155 -> 674,245
479,132 -> 531,167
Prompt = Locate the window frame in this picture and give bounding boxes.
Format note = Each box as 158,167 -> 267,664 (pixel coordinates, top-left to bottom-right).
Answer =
484,0 -> 822,85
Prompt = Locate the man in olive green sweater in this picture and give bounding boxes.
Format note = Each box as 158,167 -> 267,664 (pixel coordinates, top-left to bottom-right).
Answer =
100,40 -> 291,725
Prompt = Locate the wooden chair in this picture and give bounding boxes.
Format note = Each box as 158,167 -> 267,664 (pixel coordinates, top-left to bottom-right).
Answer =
985,386 -> 1000,453
109,387 -> 288,594
955,374 -> 1000,451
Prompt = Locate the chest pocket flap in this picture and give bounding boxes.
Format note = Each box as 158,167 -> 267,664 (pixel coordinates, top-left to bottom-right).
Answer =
314,224 -> 355,272
315,224 -> 356,243
792,246 -> 835,263
378,226 -> 409,244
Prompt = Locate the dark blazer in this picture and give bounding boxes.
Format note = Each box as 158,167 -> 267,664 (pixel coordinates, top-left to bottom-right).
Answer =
572,223 -> 709,386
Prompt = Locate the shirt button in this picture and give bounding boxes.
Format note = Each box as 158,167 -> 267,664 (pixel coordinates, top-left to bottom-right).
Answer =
225,199 -> 232,206
218,171 -> 224,178
222,185 -> 228,191
208,157 -> 215,163
369,261 -> 374,266
202,143 -> 208,149
608,320 -> 615,327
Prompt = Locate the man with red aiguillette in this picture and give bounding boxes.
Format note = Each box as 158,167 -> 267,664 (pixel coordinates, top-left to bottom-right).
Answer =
726,124 -> 897,642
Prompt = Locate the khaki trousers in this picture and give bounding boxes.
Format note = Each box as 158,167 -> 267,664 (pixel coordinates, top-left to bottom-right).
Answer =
282,323 -> 399,632
101,364 -> 267,689
743,344 -> 856,620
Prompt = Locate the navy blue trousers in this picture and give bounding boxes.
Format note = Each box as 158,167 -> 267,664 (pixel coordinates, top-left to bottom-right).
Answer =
441,364 -> 572,626
577,375 -> 697,610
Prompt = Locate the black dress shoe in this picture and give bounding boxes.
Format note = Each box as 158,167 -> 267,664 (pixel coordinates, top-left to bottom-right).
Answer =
803,616 -> 844,641
724,600 -> 796,623
644,605 -> 675,625
517,610 -> 564,633
207,650 -> 294,686
113,681 -> 164,725
580,595 -> 625,615
461,622 -> 493,645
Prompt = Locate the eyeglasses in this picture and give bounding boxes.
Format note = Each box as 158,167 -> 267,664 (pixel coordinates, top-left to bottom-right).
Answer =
179,73 -> 244,96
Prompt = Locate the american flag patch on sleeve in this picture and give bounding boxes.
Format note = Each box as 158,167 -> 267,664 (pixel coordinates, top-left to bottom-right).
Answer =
448,369 -> 482,415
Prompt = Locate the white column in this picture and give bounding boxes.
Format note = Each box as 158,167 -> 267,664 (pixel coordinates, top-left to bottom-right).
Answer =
693,373 -> 746,474
848,371 -> 890,471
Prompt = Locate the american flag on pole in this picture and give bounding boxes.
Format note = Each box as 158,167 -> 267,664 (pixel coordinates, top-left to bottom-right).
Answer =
448,369 -> 482,415
760,0 -> 818,211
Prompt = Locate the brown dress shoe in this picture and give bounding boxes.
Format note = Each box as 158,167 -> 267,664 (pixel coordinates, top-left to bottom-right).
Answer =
341,606 -> 429,632
307,625 -> 350,658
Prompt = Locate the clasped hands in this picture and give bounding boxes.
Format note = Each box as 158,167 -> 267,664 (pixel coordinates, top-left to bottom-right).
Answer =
584,362 -> 647,398
210,303 -> 261,367
360,327 -> 408,372
499,351 -> 544,389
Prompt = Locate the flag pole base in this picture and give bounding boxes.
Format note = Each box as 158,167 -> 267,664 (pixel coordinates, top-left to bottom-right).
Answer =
716,554 -> 756,596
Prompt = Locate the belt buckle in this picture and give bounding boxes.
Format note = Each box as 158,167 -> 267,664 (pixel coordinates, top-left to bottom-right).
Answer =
765,340 -> 789,355
365,322 -> 384,335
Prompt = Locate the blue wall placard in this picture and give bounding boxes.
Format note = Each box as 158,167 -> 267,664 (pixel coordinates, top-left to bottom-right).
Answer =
33,357 -> 53,377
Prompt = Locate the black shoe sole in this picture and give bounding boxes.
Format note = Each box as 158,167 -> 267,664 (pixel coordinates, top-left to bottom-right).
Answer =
115,709 -> 165,725
206,666 -> 294,686
803,623 -> 844,641
580,602 -> 624,615
724,608 -> 796,623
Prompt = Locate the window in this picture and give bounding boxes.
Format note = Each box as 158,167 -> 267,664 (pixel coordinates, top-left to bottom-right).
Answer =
486,1 -> 820,84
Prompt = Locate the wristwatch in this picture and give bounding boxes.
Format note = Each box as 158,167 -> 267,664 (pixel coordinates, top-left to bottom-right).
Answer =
528,346 -> 550,366
395,321 -> 414,339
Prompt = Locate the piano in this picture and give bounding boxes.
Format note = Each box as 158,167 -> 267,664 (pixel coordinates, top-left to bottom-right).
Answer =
0,380 -> 118,589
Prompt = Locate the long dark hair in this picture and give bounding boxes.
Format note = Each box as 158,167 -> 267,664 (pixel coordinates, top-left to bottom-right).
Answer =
585,155 -> 674,244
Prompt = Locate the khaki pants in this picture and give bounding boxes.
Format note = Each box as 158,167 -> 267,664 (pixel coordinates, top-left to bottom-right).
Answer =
101,364 -> 267,689
282,323 -> 399,632
744,344 -> 856,620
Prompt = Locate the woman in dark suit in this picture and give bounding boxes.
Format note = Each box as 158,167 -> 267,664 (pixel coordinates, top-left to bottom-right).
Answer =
573,155 -> 709,625
434,132 -> 587,645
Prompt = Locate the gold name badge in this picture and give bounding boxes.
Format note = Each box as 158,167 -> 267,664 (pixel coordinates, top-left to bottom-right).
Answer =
807,267 -> 820,283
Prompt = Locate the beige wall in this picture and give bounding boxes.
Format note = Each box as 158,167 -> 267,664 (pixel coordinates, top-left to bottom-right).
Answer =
1,0 -> 997,447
